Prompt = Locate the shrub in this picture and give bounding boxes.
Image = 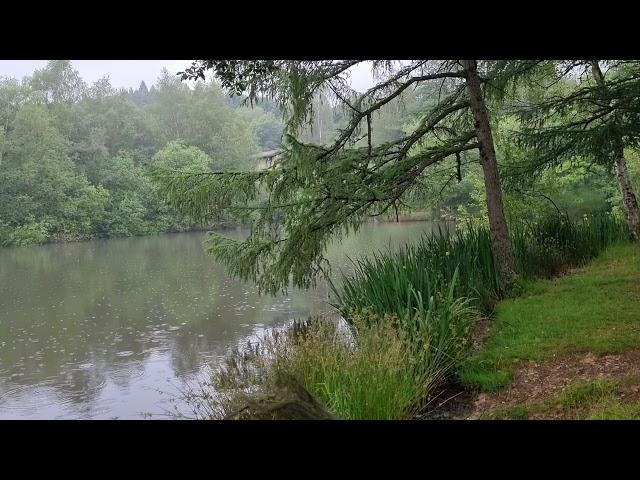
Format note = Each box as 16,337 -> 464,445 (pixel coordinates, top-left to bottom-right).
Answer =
3,219 -> 50,246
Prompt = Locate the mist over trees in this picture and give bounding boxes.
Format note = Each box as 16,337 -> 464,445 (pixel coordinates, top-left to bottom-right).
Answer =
1,60 -> 636,254
0,60 -> 437,247
0,61 -> 278,246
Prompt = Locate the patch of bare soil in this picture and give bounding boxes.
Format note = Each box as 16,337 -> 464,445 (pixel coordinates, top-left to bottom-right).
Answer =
415,317 -> 496,420
466,350 -> 640,419
469,315 -> 494,351
415,316 -> 497,420
416,379 -> 476,420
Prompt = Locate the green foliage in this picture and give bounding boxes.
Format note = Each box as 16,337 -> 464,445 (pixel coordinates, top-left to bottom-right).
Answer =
554,378 -> 617,411
30,60 -> 86,104
0,103 -> 102,245
1,218 -> 50,246
587,398 -> 640,420
151,140 -> 211,172
152,112 -> 479,295
236,104 -> 284,150
148,71 -> 258,170
0,62 -> 261,247
423,110 -> 624,227
626,147 -> 640,193
511,213 -> 628,278
503,61 -> 640,200
481,405 -> 530,420
129,81 -> 153,107
165,60 -> 622,293
275,316 -> 441,419
107,192 -> 150,237
335,227 -> 501,314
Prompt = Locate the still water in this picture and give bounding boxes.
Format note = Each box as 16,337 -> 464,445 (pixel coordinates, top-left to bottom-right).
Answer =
0,221 -> 447,419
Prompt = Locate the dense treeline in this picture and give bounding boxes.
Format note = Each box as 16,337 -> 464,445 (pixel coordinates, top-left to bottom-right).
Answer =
0,61 -> 411,246
0,61 -> 281,246
0,61 -> 403,246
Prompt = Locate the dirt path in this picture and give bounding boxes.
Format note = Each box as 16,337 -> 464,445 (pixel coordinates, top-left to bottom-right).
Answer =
418,350 -> 640,420
460,350 -> 640,419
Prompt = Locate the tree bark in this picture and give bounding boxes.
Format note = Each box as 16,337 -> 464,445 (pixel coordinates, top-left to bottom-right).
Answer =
614,149 -> 640,240
462,60 -> 518,281
590,61 -> 640,241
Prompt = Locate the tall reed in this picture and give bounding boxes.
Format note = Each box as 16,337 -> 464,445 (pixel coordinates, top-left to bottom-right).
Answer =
334,213 -> 628,318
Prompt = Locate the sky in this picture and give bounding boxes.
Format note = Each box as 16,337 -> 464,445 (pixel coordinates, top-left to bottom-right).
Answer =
0,60 -> 377,92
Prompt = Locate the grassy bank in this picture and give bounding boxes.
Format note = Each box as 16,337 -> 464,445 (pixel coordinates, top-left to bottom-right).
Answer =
459,243 -> 640,392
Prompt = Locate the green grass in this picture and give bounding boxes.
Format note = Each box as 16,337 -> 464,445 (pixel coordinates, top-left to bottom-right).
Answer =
554,378 -> 618,411
481,405 -> 530,420
334,225 -> 502,317
459,243 -> 640,391
587,398 -> 640,419
565,376 -> 640,420
282,317 -> 437,420
511,213 -> 628,279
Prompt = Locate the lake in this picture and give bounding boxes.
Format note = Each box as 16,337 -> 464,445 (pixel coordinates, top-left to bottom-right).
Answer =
0,221 -> 449,419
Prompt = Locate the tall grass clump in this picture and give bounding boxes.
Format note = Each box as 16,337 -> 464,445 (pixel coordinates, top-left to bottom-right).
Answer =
512,213 -> 628,278
276,314 -> 454,419
180,310 -> 472,420
335,227 -> 502,316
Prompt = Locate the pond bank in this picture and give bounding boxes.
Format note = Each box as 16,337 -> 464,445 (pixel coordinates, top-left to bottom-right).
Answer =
429,243 -> 640,420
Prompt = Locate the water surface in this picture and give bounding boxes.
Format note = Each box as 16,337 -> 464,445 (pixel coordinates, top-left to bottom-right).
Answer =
0,221 -> 447,419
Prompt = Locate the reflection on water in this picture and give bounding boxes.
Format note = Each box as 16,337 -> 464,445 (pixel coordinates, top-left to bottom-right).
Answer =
0,221 -> 450,419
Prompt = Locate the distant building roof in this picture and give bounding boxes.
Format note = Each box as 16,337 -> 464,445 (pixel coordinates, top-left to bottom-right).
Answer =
251,149 -> 282,159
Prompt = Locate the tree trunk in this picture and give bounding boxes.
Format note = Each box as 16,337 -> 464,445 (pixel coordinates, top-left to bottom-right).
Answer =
462,60 -> 518,282
614,149 -> 640,240
591,61 -> 640,241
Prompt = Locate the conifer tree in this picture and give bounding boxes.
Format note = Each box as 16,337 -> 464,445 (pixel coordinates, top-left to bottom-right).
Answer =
512,60 -> 640,240
148,60 -> 537,293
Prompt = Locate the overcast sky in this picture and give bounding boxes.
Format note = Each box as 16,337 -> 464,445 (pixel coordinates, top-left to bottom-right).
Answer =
0,60 -> 377,92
